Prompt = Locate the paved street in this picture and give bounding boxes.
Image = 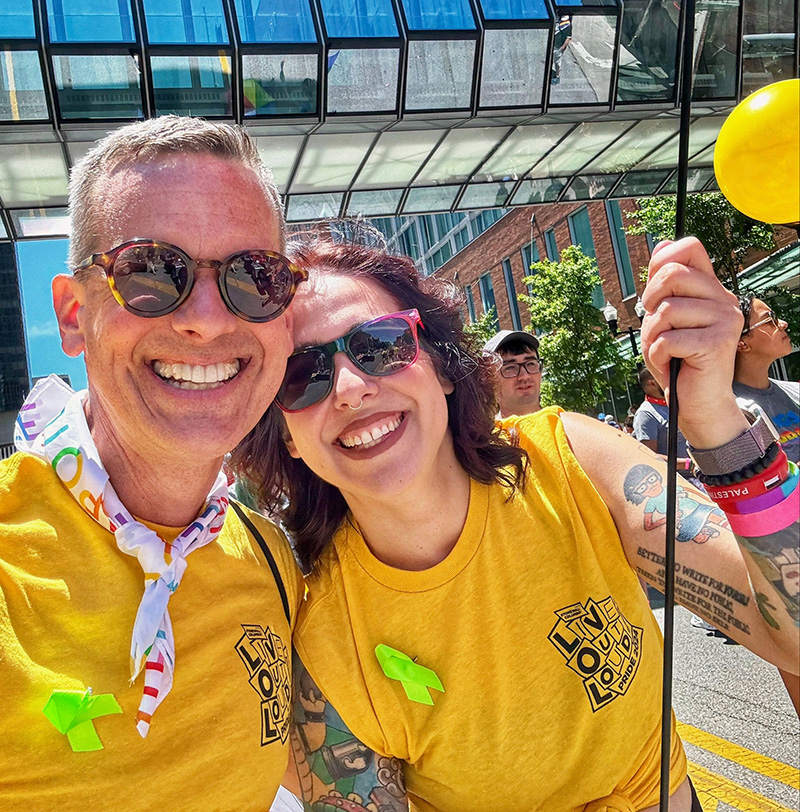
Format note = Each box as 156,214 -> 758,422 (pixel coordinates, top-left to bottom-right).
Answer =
652,601 -> 799,811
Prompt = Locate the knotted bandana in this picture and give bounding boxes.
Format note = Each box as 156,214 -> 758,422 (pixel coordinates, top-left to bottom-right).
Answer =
15,375 -> 230,737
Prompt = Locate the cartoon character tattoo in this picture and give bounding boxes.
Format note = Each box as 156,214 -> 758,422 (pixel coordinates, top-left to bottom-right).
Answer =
623,464 -> 729,544
739,532 -> 800,626
291,655 -> 407,812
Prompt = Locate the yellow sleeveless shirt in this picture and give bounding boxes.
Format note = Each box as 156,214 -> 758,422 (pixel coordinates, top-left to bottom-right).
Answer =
0,452 -> 302,811
295,408 -> 686,811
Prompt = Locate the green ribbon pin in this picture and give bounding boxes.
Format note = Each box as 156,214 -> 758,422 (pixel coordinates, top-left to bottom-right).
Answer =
375,644 -> 444,706
42,688 -> 122,752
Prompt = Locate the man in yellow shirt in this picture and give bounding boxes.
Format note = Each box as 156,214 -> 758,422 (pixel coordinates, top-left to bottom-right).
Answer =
0,117 -> 304,811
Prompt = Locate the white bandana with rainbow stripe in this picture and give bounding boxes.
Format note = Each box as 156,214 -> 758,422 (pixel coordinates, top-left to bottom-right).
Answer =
15,375 -> 230,738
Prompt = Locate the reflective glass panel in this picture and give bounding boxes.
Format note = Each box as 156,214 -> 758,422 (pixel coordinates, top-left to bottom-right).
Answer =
290,132 -> 376,193
327,49 -> 398,113
46,0 -> 135,43
742,0 -> 796,96
692,0 -> 739,99
402,185 -> 460,213
0,1 -> 36,38
548,14 -> 615,105
581,118 -> 679,174
66,140 -> 97,165
687,143 -> 714,167
0,144 -> 68,207
480,0 -> 548,20
11,207 -> 70,238
243,54 -> 317,116
53,55 -> 142,119
353,129 -> 444,189
285,192 -> 344,222
660,166 -> 715,194
253,135 -> 305,192
509,177 -> 568,205
636,116 -> 724,170
143,0 -> 228,44
474,123 -> 573,182
151,56 -> 231,116
480,29 -> 548,108
0,217 -> 6,239
528,120 -> 629,177
562,173 -> 620,201
347,189 -> 403,216
617,0 -> 679,102
405,40 -> 474,110
320,0 -> 397,37
414,128 -> 508,186
401,0 -> 475,29
457,183 -> 513,209
611,170 -> 669,197
0,51 -> 48,121
235,0 -> 316,43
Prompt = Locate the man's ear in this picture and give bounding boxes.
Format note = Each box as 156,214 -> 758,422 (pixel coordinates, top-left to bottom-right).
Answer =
737,338 -> 750,354
52,274 -> 86,357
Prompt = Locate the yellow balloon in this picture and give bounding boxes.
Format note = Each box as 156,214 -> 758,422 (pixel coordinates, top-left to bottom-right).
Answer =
714,79 -> 800,225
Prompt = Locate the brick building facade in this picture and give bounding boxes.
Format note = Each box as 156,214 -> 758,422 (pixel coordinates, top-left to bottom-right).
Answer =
431,201 -> 798,339
432,199 -> 652,335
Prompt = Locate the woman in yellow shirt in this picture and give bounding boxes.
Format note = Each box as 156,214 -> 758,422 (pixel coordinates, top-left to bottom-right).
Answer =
234,235 -> 798,812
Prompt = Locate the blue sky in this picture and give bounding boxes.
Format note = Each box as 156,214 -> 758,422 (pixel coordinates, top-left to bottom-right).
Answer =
17,238 -> 88,391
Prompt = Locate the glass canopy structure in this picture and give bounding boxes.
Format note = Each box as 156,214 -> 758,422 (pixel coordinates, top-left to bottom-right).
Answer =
0,0 -> 797,238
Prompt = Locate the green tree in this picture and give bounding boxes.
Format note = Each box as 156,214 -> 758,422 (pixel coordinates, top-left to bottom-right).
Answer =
463,307 -> 498,349
519,245 -> 635,413
625,193 -> 775,294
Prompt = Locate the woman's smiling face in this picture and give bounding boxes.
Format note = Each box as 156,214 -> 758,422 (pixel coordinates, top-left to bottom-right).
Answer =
282,271 -> 457,505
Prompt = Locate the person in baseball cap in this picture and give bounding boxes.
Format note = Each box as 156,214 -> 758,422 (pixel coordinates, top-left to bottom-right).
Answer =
484,330 -> 542,418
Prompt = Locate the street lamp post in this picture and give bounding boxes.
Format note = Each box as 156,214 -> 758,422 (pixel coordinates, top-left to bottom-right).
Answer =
603,298 -> 646,365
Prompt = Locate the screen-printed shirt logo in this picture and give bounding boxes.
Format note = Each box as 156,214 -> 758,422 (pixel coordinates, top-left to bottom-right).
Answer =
235,624 -> 291,746
547,596 -> 643,712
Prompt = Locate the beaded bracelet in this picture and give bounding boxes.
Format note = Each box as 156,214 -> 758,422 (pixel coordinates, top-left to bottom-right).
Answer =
698,442 -> 781,488
703,446 -> 788,501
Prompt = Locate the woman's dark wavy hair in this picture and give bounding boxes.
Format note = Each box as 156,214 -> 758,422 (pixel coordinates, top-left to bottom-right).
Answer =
232,233 -> 528,573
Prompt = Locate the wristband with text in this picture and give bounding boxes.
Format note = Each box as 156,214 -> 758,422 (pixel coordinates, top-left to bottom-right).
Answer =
703,447 -> 788,500
716,466 -> 798,514
726,475 -> 799,537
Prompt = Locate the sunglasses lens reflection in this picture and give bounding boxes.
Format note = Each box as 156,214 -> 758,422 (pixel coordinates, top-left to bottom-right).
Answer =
113,244 -> 189,314
277,315 -> 421,412
279,349 -> 333,412
350,319 -> 417,376
224,253 -> 296,322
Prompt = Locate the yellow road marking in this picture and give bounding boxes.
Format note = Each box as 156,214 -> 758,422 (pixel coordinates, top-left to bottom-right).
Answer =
688,761 -> 798,812
678,722 -> 799,789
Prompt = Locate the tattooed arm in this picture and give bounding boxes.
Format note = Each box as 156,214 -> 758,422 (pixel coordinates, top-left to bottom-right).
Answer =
563,412 -> 799,674
282,651 -> 409,812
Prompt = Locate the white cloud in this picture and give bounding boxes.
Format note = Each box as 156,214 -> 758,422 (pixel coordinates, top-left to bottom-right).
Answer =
27,321 -> 60,339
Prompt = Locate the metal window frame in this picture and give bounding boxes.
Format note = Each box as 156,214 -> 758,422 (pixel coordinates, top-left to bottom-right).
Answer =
502,256 -> 522,329
604,198 -> 635,298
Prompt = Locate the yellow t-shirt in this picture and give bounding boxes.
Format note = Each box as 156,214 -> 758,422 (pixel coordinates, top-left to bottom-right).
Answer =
0,452 -> 303,812
295,408 -> 686,812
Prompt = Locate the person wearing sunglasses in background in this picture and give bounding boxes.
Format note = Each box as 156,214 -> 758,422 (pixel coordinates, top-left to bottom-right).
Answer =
484,330 -> 543,419
233,234 -> 799,812
0,117 -> 306,811
733,296 -> 800,715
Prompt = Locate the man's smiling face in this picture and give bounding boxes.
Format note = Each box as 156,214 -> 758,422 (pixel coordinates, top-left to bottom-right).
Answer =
56,153 -> 293,465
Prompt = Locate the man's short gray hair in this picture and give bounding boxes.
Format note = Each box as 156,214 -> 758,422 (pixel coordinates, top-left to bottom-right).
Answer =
68,115 -> 284,270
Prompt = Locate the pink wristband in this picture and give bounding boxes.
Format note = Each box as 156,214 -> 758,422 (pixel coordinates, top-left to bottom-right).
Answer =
727,476 -> 799,537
